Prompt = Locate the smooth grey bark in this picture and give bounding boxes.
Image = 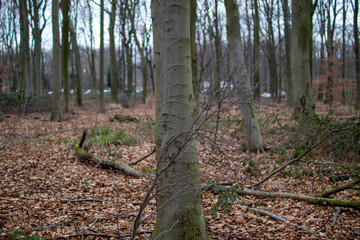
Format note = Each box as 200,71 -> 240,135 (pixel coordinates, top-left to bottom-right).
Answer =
225,0 -> 264,152
151,0 -> 208,239
291,0 -> 314,121
51,0 -> 62,121
99,0 -> 105,113
109,0 -> 118,103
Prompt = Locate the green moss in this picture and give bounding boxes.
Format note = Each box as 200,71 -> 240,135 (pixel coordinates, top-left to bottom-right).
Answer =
180,204 -> 209,240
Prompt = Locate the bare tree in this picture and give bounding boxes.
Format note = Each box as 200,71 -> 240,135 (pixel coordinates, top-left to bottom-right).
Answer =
51,0 -> 62,121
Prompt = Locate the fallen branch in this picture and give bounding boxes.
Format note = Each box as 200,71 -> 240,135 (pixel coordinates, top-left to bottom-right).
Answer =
60,199 -> 105,203
248,123 -> 357,188
314,178 -> 360,198
237,205 -> 326,239
237,187 -> 360,209
64,231 -> 152,238
74,130 -> 150,178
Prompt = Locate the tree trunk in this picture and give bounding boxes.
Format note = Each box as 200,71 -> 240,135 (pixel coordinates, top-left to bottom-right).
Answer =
151,1 -> 208,238
225,0 -> 264,152
19,0 -> 32,98
282,0 -> 293,106
99,0 -> 105,113
51,0 -> 62,121
109,0 -> 118,103
191,0 -> 199,110
69,21 -> 83,107
253,0 -> 261,100
61,0 -> 70,112
291,0 -> 314,121
31,0 -> 42,108
354,0 -> 360,107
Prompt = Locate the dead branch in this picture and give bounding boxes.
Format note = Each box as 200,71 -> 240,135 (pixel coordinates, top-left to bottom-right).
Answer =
237,205 -> 326,239
129,149 -> 155,166
248,123 -> 358,188
74,130 -> 150,178
314,178 -> 360,198
60,199 -> 105,203
237,187 -> 360,209
64,231 -> 152,238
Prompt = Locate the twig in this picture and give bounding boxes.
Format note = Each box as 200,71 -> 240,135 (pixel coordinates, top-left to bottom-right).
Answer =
64,231 -> 152,238
60,199 -> 106,203
330,208 -> 344,228
237,205 -> 329,239
248,123 -> 358,188
129,149 -> 155,166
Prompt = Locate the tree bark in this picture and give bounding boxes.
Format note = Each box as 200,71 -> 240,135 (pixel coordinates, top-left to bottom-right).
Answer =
69,21 -> 83,107
51,0 -> 62,121
225,0 -> 264,152
99,0 -> 105,113
61,0 -> 70,112
354,0 -> 360,107
282,0 -> 293,106
291,0 -> 314,121
151,1 -> 208,238
109,0 -> 118,103
253,0 -> 261,100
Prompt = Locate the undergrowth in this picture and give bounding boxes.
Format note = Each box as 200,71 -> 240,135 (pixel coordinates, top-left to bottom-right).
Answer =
89,125 -> 139,146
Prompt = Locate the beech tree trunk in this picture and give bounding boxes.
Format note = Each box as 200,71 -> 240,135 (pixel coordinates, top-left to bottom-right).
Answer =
109,0 -> 118,103
99,0 -> 105,113
51,0 -> 62,121
61,0 -> 70,112
69,21 -> 83,107
191,0 -> 199,109
225,0 -> 264,152
253,0 -> 261,100
151,1 -> 208,238
282,0 -> 293,106
354,0 -> 360,107
291,0 -> 314,121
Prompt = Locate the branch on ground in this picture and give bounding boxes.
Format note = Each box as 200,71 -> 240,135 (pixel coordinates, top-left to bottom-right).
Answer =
74,130 -> 151,178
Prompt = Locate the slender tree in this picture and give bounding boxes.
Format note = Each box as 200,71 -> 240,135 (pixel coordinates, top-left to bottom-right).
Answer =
69,21 -> 82,106
61,0 -> 70,112
225,0 -> 264,152
354,0 -> 360,107
291,0 -> 314,121
151,0 -> 208,238
253,0 -> 261,100
282,0 -> 293,106
99,0 -> 105,113
109,0 -> 118,103
191,0 -> 199,109
51,0 -> 62,121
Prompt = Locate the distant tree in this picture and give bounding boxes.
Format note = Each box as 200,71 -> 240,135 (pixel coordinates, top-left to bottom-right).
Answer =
225,0 -> 264,152
354,0 -> 360,107
253,0 -> 261,100
281,0 -> 293,106
99,0 -> 105,113
150,0 -> 208,238
28,0 -> 47,108
69,21 -> 83,106
291,0 -> 314,121
51,0 -> 62,121
18,0 -> 32,98
109,0 -> 118,103
191,0 -> 199,109
61,0 -> 70,112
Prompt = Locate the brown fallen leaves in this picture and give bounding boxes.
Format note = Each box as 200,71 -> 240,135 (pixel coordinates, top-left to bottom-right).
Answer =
0,98 -> 359,239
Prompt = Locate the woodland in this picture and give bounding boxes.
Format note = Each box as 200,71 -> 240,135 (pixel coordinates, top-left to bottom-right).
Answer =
0,0 -> 360,239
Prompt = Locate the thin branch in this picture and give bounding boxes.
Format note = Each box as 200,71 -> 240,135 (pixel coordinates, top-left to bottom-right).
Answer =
237,205 -> 328,239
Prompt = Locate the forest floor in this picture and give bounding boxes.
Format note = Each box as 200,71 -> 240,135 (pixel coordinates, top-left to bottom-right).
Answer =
0,95 -> 359,239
